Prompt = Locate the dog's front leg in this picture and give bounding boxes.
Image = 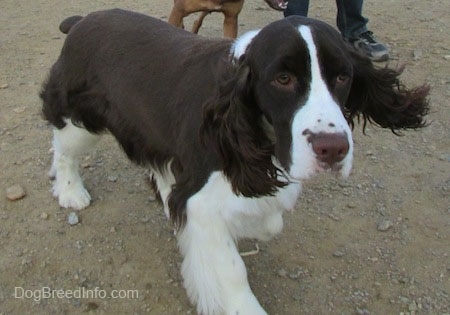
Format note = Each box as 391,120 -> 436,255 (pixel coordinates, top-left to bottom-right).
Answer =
222,2 -> 243,38
168,4 -> 186,29
178,194 -> 267,315
222,13 -> 238,38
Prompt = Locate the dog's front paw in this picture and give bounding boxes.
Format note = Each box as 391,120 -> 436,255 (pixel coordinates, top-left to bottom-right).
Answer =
225,291 -> 268,315
52,181 -> 91,210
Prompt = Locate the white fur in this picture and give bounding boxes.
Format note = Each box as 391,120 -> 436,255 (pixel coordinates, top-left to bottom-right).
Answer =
230,29 -> 260,61
50,119 -> 101,210
150,162 -> 176,219
178,172 -> 301,315
289,26 -> 354,180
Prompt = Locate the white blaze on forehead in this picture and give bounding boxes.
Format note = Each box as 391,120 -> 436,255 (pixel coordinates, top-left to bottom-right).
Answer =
289,25 -> 354,179
230,29 -> 260,61
298,25 -> 331,102
296,25 -> 352,134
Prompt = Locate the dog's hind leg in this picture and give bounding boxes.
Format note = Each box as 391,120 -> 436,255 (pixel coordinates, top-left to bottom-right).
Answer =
192,11 -> 208,34
50,119 -> 101,210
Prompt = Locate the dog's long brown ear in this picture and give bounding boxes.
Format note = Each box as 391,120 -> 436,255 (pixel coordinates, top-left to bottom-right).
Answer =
201,60 -> 286,197
345,50 -> 430,134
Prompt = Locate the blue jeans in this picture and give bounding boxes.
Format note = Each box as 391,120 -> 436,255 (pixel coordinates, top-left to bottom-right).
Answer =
284,0 -> 369,40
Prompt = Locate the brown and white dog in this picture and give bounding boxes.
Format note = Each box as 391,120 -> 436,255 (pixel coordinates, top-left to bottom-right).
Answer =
41,9 -> 429,315
168,0 -> 287,37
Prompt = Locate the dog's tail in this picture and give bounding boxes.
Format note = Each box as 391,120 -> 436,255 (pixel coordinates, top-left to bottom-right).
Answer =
59,15 -> 83,34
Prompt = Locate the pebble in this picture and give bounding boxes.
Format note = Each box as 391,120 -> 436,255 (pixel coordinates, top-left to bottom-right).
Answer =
409,301 -> 418,312
6,184 -> 26,201
13,106 -> 26,113
399,296 -> 410,304
148,194 -> 157,202
413,49 -> 422,61
444,55 -> 450,61
356,308 -> 370,315
377,218 -> 393,231
68,212 -> 79,225
333,250 -> 345,257
346,202 -> 356,209
40,212 -> 49,220
0,83 -> 9,89
438,154 -> 450,162
277,268 -> 287,277
107,175 -> 118,182
288,271 -> 300,279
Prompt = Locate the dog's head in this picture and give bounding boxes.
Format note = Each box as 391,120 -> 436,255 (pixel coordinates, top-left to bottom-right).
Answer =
203,16 -> 429,197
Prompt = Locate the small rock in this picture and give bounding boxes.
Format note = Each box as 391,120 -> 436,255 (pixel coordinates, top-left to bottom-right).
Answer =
13,106 -> 26,114
40,212 -> 49,220
6,185 -> 26,201
141,216 -> 151,223
0,83 -> 9,89
291,293 -> 302,301
438,154 -> 450,162
399,296 -> 410,304
409,301 -> 418,312
288,271 -> 300,279
107,175 -> 118,182
68,212 -> 79,225
75,240 -> 83,250
356,308 -> 370,315
277,268 -> 287,277
148,193 -> 157,202
444,55 -> 450,61
377,218 -> 393,231
333,250 -> 345,257
413,49 -> 422,61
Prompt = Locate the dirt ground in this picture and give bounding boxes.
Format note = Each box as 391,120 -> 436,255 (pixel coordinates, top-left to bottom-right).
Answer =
0,0 -> 449,314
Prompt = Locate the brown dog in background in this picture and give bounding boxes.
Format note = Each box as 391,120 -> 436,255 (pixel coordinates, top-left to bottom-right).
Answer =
168,0 -> 287,38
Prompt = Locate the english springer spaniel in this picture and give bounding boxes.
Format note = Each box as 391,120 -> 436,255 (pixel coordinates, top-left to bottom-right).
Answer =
41,9 -> 429,315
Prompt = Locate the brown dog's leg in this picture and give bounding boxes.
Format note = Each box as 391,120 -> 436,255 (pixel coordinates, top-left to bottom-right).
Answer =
222,1 -> 244,38
168,3 -> 185,29
223,14 -> 238,38
192,11 -> 208,34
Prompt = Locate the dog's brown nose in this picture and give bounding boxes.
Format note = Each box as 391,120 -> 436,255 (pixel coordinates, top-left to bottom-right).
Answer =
310,132 -> 349,166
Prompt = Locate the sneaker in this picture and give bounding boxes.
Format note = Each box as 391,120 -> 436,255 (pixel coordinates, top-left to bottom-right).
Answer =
349,31 -> 389,62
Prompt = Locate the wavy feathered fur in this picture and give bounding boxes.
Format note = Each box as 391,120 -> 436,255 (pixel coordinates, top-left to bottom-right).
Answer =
201,59 -> 287,198
344,50 -> 430,133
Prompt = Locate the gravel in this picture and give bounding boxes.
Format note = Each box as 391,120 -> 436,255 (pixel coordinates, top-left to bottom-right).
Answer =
6,184 -> 26,201
68,212 -> 80,226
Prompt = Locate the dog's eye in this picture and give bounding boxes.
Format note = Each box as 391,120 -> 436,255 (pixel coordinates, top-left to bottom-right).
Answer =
275,73 -> 291,85
336,74 -> 350,85
272,73 -> 297,91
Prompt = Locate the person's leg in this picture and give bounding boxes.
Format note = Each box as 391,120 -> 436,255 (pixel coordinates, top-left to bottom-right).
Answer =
336,0 -> 389,61
335,0 -> 367,38
284,0 -> 309,17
